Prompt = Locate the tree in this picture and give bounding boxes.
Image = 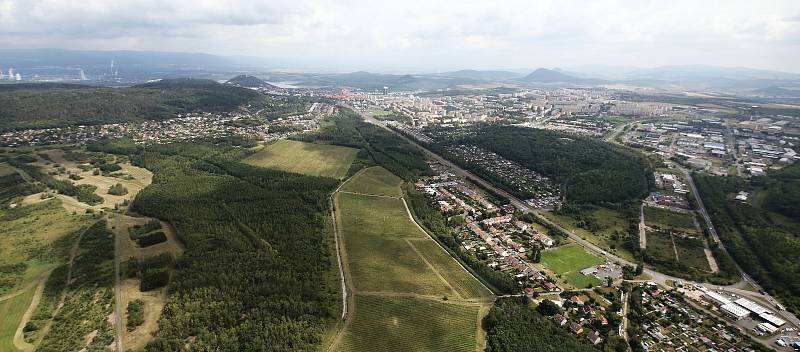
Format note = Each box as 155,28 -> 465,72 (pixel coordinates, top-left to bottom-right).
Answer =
536,299 -> 561,316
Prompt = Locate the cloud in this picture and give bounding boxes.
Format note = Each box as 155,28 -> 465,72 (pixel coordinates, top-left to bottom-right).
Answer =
1,0 -> 799,72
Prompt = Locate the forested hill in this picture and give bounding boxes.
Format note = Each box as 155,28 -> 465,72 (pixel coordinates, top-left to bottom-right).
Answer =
93,140 -> 341,350
0,79 -> 260,131
458,125 -> 653,204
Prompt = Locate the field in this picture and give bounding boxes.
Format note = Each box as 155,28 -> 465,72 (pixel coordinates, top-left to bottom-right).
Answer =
541,207 -> 636,262
646,230 -> 710,271
0,285 -> 36,352
643,206 -> 697,234
540,244 -> 604,288
0,199 -> 88,295
243,139 -> 358,179
340,166 -> 404,197
335,295 -> 479,352
0,163 -> 14,176
332,166 -> 490,352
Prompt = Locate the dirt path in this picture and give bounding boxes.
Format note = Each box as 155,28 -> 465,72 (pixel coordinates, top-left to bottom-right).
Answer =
0,278 -> 41,303
703,239 -> 720,273
337,190 -> 400,199
639,204 -> 647,249
12,270 -> 52,352
669,233 -> 680,261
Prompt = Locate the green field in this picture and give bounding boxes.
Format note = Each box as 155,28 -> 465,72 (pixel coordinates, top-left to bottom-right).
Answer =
643,206 -> 697,234
541,244 -> 604,288
0,285 -> 36,352
541,207 -> 636,262
340,166 -> 403,197
0,200 -> 87,295
647,230 -> 710,271
412,240 -> 492,299
243,139 -> 358,179
335,295 -> 479,352
337,192 -> 452,295
646,230 -> 677,262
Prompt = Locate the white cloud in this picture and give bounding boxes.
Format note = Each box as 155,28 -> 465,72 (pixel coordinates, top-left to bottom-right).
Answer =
1,0 -> 799,71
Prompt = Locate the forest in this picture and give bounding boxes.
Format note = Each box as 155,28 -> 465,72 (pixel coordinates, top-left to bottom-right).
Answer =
295,108 -> 431,180
100,141 -> 344,351
483,297 -> 604,352
0,79 -> 299,131
436,125 -> 653,205
694,169 -> 800,314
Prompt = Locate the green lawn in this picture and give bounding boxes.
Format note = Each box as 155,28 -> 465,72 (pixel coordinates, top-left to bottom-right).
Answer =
340,166 -> 403,197
643,206 -> 697,234
541,244 -> 604,274
0,285 -> 36,352
335,295 -> 479,352
242,139 -> 358,179
541,244 -> 605,288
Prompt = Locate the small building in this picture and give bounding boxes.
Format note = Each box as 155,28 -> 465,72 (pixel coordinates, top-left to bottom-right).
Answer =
586,331 -> 603,345
570,322 -> 584,334
756,322 -> 778,335
553,314 -> 567,327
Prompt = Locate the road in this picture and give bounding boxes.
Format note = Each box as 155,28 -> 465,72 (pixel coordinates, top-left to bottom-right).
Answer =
349,105 -> 800,331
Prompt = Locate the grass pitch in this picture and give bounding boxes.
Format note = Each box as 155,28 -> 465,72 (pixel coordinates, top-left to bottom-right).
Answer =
243,139 -> 358,179
335,295 -> 479,352
541,244 -> 604,288
340,166 -> 403,197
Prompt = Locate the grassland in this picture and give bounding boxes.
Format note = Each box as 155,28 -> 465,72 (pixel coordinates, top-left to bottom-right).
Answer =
0,199 -> 88,295
0,163 -> 14,177
541,207 -> 636,262
541,244 -> 604,288
335,295 -> 479,352
646,230 -> 710,271
643,206 -> 697,234
0,285 -> 36,352
243,139 -> 358,179
340,166 -> 404,197
332,166 -> 490,352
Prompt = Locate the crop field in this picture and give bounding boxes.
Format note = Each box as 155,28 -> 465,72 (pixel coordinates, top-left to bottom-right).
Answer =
335,295 -> 479,352
541,244 -> 604,288
644,206 -> 697,234
340,166 -> 404,197
243,139 -> 358,179
337,192 -> 452,295
411,240 -> 492,299
0,285 -> 36,352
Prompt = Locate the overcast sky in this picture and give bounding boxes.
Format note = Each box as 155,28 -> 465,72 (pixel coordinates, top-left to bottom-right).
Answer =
1,0 -> 799,72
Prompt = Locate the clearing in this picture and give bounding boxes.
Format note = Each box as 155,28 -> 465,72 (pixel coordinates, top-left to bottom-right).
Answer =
243,139 -> 358,179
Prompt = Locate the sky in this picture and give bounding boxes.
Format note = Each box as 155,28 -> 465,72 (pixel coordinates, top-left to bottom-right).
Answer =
1,0 -> 800,73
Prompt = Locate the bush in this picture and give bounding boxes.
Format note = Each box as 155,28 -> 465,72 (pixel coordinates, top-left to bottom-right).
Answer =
140,268 -> 169,291
126,299 -> 145,331
108,183 -> 128,196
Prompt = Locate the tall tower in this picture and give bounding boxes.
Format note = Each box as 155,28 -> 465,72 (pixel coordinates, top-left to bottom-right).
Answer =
8,68 -> 14,80
0,68 -> 4,80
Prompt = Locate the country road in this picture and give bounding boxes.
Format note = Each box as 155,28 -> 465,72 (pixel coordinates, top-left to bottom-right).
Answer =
347,105 -> 800,331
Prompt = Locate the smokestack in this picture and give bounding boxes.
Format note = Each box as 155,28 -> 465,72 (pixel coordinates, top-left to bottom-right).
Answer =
15,73 -> 21,81
8,68 -> 13,80
80,69 -> 87,81
0,68 -> 4,80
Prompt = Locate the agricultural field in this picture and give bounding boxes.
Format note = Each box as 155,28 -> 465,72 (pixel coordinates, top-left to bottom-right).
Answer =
243,139 -> 358,179
643,206 -> 698,234
540,244 -> 604,288
332,166 -> 490,352
335,295 -> 479,352
340,166 -> 404,197
541,207 -> 636,262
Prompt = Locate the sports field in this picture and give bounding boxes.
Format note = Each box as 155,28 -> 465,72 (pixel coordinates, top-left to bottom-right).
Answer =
243,139 -> 358,179
340,166 -> 403,197
541,244 -> 604,288
335,295 -> 479,352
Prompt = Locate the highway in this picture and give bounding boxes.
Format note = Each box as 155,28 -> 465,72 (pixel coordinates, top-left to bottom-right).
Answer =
349,105 -> 800,332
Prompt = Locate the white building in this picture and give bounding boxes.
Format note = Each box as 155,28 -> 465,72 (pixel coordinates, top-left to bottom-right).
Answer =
721,303 -> 749,320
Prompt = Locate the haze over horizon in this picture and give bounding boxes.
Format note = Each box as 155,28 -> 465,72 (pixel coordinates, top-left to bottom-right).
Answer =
1,0 -> 800,73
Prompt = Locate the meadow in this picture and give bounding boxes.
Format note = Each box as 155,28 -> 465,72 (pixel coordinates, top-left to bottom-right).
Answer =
335,295 -> 479,352
643,206 -> 698,234
243,139 -> 358,179
541,207 -> 637,262
0,285 -> 36,352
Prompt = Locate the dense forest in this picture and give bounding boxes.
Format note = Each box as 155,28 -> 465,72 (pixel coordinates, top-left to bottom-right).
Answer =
0,79 -> 295,131
694,169 -> 800,313
295,108 -> 431,179
95,141 -> 343,351
436,125 -> 653,205
483,297 -> 603,352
